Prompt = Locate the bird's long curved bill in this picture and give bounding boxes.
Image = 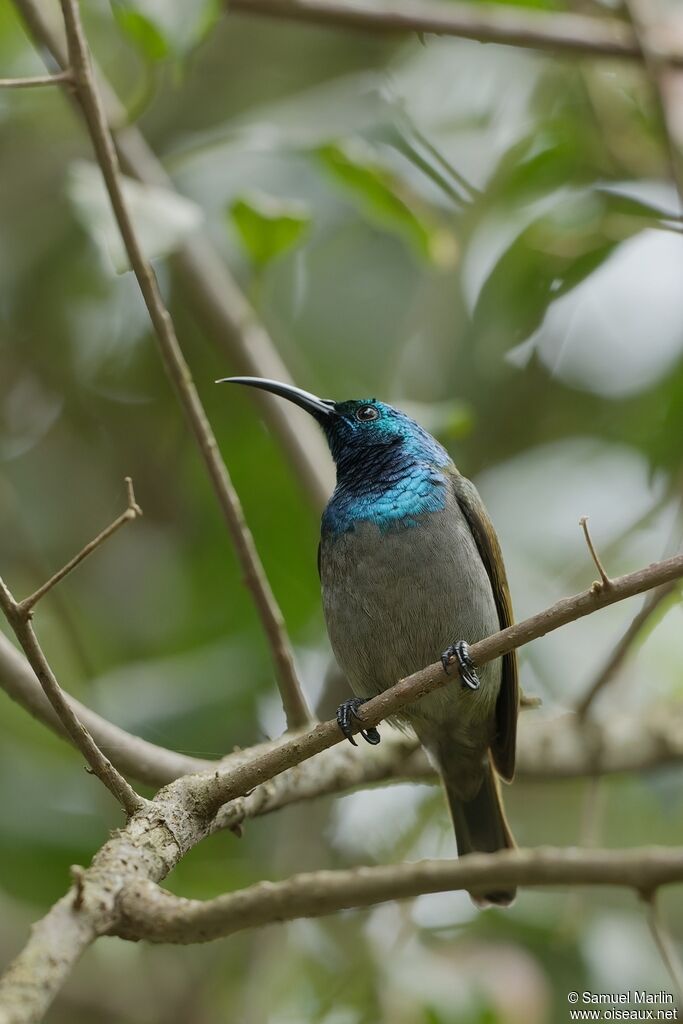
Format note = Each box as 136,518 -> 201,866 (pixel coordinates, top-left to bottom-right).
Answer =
216,376 -> 336,422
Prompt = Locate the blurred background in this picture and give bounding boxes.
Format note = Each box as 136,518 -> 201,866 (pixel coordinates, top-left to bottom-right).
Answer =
1,0 -> 683,1021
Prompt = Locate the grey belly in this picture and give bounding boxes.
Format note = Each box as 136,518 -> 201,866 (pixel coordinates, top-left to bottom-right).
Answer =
320,504 -> 502,753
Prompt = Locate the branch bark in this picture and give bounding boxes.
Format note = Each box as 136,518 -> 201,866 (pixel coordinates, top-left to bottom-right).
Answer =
56,0 -> 312,731
228,0 -> 683,68
116,846 -> 683,944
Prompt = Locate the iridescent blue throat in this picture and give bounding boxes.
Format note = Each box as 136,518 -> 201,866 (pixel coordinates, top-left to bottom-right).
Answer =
322,443 -> 452,537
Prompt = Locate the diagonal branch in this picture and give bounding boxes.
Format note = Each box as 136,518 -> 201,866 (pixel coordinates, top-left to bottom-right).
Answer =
56,0 -> 312,731
17,477 -> 141,615
116,846 -> 683,944
190,550 -> 683,817
228,0 -> 683,67
11,0 -> 334,512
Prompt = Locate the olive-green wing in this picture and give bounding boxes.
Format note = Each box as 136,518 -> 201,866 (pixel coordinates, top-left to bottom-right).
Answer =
452,474 -> 519,782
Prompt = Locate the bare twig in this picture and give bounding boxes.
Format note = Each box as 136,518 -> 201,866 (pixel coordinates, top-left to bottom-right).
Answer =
579,515 -> 612,590
644,891 -> 683,1005
17,477 -> 141,615
228,0 -> 683,68
0,69 -> 72,88
117,846 -> 683,944
576,580 -> 680,718
57,0 -> 312,731
0,578 -> 145,815
12,0 -> 334,512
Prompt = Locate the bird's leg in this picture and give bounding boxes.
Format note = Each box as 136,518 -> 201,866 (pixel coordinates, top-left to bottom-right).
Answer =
441,640 -> 480,690
336,698 -> 381,747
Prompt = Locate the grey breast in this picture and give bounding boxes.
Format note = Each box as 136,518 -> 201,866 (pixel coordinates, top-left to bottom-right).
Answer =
319,486 -> 502,742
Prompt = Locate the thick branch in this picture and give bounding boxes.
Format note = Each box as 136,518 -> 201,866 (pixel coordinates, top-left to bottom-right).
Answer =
190,551 -> 683,817
0,892 -> 97,1024
228,0 -> 683,68
116,846 -> 683,944
12,0 -> 334,511
58,0 -> 312,731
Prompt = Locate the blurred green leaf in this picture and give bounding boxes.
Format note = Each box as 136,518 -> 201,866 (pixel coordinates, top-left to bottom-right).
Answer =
317,139 -> 457,266
229,192 -> 311,268
472,187 -> 675,348
112,7 -> 169,62
113,0 -> 220,61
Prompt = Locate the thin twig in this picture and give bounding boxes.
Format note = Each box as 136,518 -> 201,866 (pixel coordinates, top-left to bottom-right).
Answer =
0,577 -> 145,815
116,846 -> 683,944
227,0 -> 683,68
0,69 -> 73,88
57,0 -> 312,731
17,477 -> 142,615
579,515 -> 612,590
576,580 -> 680,718
644,891 -> 683,1005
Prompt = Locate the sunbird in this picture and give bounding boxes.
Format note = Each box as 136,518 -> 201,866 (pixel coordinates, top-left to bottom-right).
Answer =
219,377 -> 519,906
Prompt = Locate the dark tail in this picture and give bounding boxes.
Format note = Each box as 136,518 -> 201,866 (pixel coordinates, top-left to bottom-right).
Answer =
442,754 -> 516,908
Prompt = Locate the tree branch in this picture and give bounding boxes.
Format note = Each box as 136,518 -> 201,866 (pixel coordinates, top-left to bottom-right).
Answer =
190,551 -> 683,817
56,0 -> 312,732
11,0 -> 334,512
0,70 -> 72,88
17,477 -> 141,615
0,892 -> 98,1024
228,0 -> 683,68
116,846 -> 683,944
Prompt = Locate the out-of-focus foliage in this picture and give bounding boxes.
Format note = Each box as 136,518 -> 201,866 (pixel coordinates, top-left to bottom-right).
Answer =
1,0 -> 682,1021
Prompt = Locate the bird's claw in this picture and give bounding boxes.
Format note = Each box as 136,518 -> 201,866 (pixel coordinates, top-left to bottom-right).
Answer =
336,698 -> 381,747
441,640 -> 480,691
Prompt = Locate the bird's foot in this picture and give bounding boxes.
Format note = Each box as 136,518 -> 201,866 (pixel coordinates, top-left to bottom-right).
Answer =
441,640 -> 480,691
336,698 -> 381,747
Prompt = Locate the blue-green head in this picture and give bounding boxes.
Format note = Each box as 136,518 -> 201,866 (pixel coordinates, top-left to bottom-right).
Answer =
218,377 -> 453,533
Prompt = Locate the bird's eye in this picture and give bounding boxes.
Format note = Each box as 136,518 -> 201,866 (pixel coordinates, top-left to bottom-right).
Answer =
355,405 -> 379,422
